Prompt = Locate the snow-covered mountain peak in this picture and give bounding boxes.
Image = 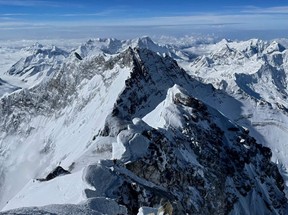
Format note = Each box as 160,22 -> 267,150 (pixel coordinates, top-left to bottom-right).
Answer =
6,44 -> 68,87
75,38 -> 124,58
235,63 -> 287,103
21,43 -> 68,58
22,42 -> 44,53
129,36 -> 181,59
188,38 -> 288,102
205,38 -> 267,59
134,36 -> 158,49
1,37 -> 288,214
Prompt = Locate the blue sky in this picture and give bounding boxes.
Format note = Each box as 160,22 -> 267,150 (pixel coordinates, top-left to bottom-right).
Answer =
0,0 -> 288,40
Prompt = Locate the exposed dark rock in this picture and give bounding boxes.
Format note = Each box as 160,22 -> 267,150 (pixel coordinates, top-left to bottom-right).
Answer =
37,166 -> 70,182
74,52 -> 83,60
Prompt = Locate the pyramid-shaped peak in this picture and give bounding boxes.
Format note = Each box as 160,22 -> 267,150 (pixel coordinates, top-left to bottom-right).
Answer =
138,36 -> 154,43
266,41 -> 286,53
219,38 -> 232,44
135,36 -> 158,48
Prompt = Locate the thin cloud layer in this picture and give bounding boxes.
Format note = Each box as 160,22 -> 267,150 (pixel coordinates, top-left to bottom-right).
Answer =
242,6 -> 288,14
0,0 -> 61,7
0,2 -> 288,40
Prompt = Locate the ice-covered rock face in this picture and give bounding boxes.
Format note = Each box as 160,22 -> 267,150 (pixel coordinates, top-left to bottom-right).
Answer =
0,39 -> 288,214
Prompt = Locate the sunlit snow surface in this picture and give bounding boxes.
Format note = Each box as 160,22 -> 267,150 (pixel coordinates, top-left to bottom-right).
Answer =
0,36 -> 288,214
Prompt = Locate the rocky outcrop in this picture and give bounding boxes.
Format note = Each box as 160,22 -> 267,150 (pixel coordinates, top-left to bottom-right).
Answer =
36,166 -> 71,182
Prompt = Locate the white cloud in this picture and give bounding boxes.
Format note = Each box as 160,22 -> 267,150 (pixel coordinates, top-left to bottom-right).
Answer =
0,13 -> 29,16
60,10 -> 121,17
1,12 -> 288,30
0,0 -> 79,7
242,6 -> 288,14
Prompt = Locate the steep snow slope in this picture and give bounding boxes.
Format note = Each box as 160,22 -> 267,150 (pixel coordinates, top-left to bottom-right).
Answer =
0,44 -> 287,214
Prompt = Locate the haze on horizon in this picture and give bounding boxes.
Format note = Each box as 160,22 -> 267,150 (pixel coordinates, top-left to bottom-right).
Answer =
0,0 -> 288,40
